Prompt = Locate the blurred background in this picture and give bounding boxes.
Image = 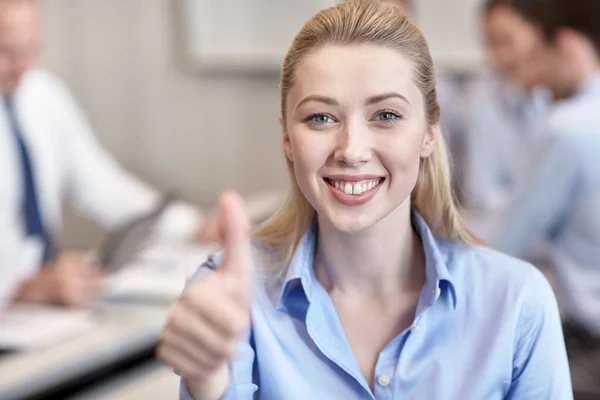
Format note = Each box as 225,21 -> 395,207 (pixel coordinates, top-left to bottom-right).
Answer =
2,0 -> 599,399
42,0 -> 291,249
42,0 -> 482,249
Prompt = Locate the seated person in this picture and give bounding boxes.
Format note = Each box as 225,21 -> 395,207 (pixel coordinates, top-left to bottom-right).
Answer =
0,0 -> 218,308
158,2 -> 571,399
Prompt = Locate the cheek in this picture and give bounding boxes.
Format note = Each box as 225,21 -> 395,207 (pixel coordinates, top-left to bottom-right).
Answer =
289,134 -> 327,185
378,133 -> 424,186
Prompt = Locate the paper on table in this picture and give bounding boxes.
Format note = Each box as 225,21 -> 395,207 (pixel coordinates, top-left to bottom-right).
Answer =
0,304 -> 95,351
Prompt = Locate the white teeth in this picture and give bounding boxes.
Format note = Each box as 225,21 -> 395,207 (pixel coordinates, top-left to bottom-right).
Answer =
330,178 -> 381,195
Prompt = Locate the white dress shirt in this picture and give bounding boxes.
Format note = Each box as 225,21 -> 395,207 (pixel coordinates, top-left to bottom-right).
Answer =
490,72 -> 600,336
0,69 -> 203,305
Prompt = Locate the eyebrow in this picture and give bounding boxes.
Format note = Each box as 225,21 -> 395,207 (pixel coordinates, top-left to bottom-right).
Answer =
295,92 -> 410,111
295,95 -> 339,111
366,92 -> 411,106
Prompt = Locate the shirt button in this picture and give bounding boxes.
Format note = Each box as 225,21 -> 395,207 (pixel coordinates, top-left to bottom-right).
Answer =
435,287 -> 441,300
410,325 -> 420,333
377,374 -> 391,387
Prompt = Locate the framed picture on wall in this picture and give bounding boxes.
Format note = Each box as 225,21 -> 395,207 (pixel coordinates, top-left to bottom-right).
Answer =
176,0 -> 338,74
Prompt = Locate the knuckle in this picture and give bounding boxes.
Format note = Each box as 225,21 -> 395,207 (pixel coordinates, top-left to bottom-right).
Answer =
222,339 -> 238,358
160,326 -> 173,343
168,306 -> 185,330
179,293 -> 196,309
211,338 -> 237,360
223,314 -> 246,336
222,318 -> 238,336
155,345 -> 169,365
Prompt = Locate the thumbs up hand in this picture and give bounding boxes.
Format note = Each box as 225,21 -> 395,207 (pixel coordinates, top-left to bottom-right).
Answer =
158,192 -> 254,399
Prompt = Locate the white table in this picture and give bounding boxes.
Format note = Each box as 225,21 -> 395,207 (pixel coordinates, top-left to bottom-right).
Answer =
0,303 -> 170,400
72,362 -> 179,400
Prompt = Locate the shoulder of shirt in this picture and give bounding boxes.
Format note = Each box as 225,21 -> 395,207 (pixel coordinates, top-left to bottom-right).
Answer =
545,90 -> 600,137
443,242 -> 556,309
21,68 -> 74,101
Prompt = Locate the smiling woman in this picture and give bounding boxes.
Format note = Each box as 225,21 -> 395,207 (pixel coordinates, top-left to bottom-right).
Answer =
158,1 -> 573,399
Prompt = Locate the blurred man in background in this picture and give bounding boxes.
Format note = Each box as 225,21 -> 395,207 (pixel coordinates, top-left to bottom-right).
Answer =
488,0 -> 600,350
0,0 -> 217,308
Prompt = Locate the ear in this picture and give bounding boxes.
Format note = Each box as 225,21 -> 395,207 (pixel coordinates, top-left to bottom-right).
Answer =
556,27 -> 585,59
280,115 -> 294,163
420,124 -> 437,158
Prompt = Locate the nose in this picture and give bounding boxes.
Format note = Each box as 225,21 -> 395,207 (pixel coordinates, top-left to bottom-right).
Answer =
333,118 -> 373,166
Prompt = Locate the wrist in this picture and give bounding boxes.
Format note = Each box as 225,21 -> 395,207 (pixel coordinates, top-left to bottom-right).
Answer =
185,363 -> 230,400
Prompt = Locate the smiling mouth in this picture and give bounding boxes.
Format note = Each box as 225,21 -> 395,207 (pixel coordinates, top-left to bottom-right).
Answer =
324,177 -> 385,195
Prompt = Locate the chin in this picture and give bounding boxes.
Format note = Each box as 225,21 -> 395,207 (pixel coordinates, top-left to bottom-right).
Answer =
318,207 -> 383,234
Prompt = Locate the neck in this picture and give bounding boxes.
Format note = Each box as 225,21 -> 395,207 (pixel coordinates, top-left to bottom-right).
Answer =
575,57 -> 600,89
314,200 -> 426,299
557,49 -> 600,99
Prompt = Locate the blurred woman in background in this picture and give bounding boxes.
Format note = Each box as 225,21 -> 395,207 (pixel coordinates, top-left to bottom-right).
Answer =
462,0 -> 550,214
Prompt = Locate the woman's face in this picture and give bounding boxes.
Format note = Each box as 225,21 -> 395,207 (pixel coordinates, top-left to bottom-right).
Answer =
282,44 -> 436,234
484,5 -> 544,88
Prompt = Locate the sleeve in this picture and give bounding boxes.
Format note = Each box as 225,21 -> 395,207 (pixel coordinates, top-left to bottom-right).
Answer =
53,80 -> 203,241
492,131 -> 580,257
179,337 -> 258,400
506,268 -> 573,399
178,254 -> 258,400
0,233 -> 43,309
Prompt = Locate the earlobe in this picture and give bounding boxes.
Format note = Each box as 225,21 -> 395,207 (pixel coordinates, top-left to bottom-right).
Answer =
420,125 -> 438,158
282,135 -> 294,163
280,116 -> 294,162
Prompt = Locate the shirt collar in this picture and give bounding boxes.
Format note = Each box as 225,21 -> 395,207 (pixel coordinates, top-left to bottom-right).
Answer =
411,209 -> 458,309
276,208 -> 458,311
276,219 -> 318,311
575,70 -> 600,99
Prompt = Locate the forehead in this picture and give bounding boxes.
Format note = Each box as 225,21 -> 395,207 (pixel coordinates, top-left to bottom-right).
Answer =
289,44 -> 421,107
486,6 -> 530,31
0,2 -> 39,36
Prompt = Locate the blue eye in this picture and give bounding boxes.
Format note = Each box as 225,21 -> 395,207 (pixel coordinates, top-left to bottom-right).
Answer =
376,111 -> 401,122
307,114 -> 334,124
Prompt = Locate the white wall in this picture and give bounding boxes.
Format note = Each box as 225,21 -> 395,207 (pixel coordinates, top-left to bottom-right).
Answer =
415,0 -> 484,71
39,0 -> 289,248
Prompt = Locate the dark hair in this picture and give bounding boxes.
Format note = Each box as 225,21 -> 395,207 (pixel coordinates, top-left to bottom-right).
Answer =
482,0 -> 539,21
484,0 -> 600,55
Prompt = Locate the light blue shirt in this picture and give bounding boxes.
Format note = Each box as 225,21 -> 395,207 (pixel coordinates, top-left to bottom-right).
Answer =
180,210 -> 571,400
492,71 -> 600,337
463,71 -> 549,211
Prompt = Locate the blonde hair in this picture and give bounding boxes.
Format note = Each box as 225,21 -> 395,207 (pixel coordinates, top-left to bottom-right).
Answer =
255,0 -> 481,267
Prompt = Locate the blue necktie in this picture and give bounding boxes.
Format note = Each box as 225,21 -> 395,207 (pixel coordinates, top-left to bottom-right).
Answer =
5,97 -> 55,264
